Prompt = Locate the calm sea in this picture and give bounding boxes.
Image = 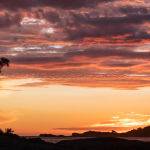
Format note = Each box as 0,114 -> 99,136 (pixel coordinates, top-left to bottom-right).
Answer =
41,137 -> 93,143
41,137 -> 150,143
26,136 -> 150,143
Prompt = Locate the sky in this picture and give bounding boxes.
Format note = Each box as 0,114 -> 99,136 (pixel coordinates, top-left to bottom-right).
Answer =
0,0 -> 150,135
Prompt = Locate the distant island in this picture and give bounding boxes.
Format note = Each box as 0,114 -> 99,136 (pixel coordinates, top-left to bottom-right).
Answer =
39,126 -> 150,137
39,133 -> 65,137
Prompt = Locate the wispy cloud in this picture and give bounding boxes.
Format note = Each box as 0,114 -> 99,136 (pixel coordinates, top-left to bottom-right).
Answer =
91,112 -> 150,128
54,112 -> 150,132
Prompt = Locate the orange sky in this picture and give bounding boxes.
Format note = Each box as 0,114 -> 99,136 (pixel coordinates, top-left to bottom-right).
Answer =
0,78 -> 150,135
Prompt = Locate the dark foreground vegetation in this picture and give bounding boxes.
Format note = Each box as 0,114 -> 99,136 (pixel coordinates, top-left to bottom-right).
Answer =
1,127 -> 150,150
0,134 -> 150,150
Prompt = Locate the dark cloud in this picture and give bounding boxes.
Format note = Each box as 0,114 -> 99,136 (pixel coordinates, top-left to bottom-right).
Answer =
1,1 -> 150,41
0,12 -> 21,28
1,0 -> 150,90
65,23 -> 136,40
7,46 -> 150,66
120,6 -> 148,15
10,56 -> 65,64
127,31 -> 150,40
66,48 -> 150,60
0,0 -> 112,10
42,10 -> 60,23
72,13 -> 150,25
64,13 -> 150,40
102,60 -> 141,67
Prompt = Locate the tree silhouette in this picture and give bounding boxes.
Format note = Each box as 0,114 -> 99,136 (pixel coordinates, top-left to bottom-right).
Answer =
0,57 -> 10,73
5,128 -> 14,135
0,129 -> 4,135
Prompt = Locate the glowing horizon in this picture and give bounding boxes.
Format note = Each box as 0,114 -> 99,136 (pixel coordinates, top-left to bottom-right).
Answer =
0,78 -> 150,135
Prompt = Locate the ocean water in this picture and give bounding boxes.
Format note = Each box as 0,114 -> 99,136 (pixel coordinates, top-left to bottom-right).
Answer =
41,137 -> 93,143
120,137 -> 150,142
41,137 -> 150,143
26,136 -> 150,143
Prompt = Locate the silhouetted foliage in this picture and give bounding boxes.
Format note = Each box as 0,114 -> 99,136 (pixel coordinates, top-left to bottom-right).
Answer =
0,57 -> 10,73
5,128 -> 14,135
0,129 -> 4,135
0,134 -> 150,150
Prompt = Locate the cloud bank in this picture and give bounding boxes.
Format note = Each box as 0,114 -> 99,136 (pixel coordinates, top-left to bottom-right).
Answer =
0,0 -> 150,89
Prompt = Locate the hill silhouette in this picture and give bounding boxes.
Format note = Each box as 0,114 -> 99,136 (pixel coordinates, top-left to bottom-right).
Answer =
0,127 -> 150,150
121,126 -> 150,137
39,126 -> 150,138
72,126 -> 150,137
